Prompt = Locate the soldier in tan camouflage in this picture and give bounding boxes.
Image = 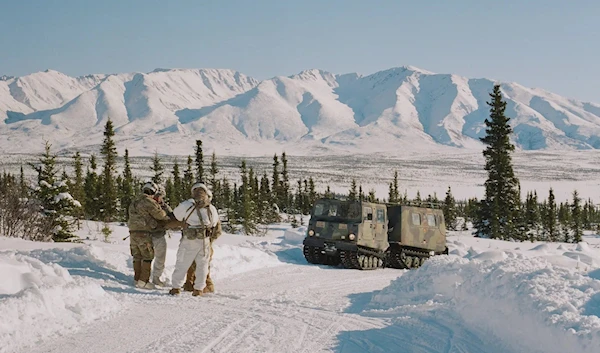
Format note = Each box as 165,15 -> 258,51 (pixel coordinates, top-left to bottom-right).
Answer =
169,183 -> 222,296
127,181 -> 174,290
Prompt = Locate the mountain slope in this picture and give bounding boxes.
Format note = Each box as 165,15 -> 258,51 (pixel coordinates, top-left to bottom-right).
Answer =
1,66 -> 599,156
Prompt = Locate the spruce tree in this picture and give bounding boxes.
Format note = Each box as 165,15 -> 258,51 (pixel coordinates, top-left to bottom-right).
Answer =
209,152 -> 220,208
308,177 -> 317,208
348,179 -> 357,201
324,185 -> 333,198
84,154 -> 100,219
99,119 -> 118,221
170,159 -> 183,206
281,152 -> 290,210
236,160 -> 257,234
31,142 -> 81,241
150,152 -> 164,185
195,139 -> 204,182
571,190 -> 583,243
272,154 -> 281,209
443,186 -> 458,230
543,188 -> 558,242
474,84 -> 521,240
70,152 -> 85,206
119,149 -> 135,221
368,189 -> 376,202
182,156 -> 194,199
19,165 -> 27,197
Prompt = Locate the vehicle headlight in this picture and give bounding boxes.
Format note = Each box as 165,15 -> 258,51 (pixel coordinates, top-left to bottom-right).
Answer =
348,233 -> 355,240
308,229 -> 315,236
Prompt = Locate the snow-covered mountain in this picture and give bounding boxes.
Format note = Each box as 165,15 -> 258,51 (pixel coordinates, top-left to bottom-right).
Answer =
2,66 -> 600,156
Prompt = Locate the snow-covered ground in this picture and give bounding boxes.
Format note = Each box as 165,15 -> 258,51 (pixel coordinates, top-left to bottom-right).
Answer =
1,220 -> 600,353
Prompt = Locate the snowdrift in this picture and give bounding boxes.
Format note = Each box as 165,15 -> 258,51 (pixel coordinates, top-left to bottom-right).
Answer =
0,249 -> 122,353
368,250 -> 600,353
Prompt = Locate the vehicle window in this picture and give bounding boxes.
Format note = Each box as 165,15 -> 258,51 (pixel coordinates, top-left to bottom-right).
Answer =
314,204 -> 324,216
427,214 -> 436,226
412,213 -> 421,225
377,209 -> 385,223
364,207 -> 373,221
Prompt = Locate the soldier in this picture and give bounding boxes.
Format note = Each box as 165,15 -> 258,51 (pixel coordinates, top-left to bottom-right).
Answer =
150,185 -> 173,287
169,183 -> 222,296
127,181 -> 173,289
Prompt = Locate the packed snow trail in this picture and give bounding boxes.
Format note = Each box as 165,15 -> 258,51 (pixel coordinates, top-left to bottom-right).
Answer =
17,258 -> 519,353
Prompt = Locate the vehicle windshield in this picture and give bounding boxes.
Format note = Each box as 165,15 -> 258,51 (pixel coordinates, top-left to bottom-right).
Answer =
311,199 -> 361,221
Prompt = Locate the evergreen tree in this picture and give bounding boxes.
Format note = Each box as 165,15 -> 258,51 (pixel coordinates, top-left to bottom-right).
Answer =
236,160 -> 258,234
558,202 -> 571,242
474,84 -> 521,240
308,177 -> 317,208
281,152 -> 290,210
30,142 -> 81,241
571,190 -> 583,243
542,188 -> 558,242
195,139 -> 204,182
295,179 -> 303,212
150,152 -> 164,184
272,154 -> 281,209
443,186 -> 457,231
348,179 -> 357,201
182,156 -> 194,199
19,165 -> 27,197
119,149 -> 135,221
367,189 -> 376,202
84,154 -> 100,219
98,119 -> 118,221
209,152 -> 221,208
324,185 -> 333,198
70,152 -> 85,206
169,159 -> 183,206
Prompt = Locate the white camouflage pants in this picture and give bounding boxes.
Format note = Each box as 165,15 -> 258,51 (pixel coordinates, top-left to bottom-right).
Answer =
151,235 -> 167,281
171,237 -> 211,291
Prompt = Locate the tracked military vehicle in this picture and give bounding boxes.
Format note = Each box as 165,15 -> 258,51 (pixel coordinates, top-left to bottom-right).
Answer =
302,198 -> 448,270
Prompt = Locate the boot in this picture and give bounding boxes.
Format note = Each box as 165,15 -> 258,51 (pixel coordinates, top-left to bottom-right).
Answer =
192,289 -> 203,297
133,259 -> 142,283
136,280 -> 156,289
183,261 -> 196,291
169,288 -> 181,295
152,277 -> 165,287
204,274 -> 214,293
140,260 -> 152,284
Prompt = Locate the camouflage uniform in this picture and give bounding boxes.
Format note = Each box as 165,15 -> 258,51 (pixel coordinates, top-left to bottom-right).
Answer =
183,223 -> 222,292
151,200 -> 173,286
128,192 -> 171,287
170,183 -> 221,296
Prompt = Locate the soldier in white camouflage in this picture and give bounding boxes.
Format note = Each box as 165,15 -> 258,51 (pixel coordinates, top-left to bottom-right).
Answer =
169,183 -> 222,296
127,181 -> 173,289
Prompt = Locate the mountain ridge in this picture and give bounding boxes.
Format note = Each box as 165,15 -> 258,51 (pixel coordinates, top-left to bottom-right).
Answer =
1,66 -> 600,156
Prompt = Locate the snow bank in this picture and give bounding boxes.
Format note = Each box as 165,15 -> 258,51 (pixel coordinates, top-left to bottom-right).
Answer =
369,254 -> 600,353
210,242 -> 285,280
0,250 -> 122,353
282,226 -> 306,244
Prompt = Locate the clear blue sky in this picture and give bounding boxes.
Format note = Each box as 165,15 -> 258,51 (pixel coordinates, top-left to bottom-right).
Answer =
1,0 -> 599,102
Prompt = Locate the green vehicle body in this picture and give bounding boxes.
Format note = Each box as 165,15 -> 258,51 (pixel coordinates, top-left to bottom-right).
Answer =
303,198 -> 448,269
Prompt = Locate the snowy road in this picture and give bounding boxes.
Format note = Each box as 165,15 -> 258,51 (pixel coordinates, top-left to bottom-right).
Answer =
20,256 -> 513,353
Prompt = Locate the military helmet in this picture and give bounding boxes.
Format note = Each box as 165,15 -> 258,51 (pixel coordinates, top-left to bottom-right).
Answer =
142,181 -> 158,195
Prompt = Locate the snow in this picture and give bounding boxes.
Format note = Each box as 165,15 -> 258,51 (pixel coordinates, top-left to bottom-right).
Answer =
1,220 -> 600,352
1,66 -> 600,156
